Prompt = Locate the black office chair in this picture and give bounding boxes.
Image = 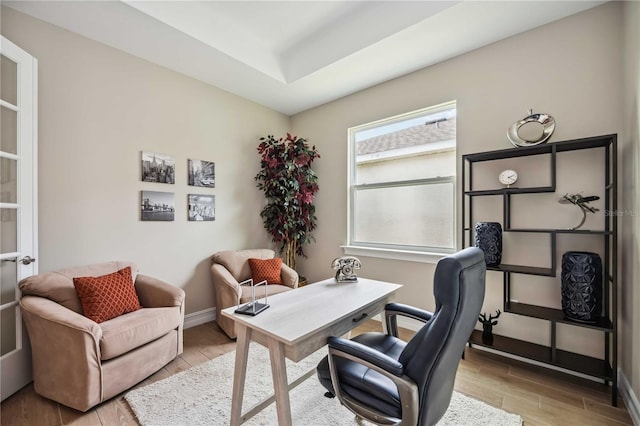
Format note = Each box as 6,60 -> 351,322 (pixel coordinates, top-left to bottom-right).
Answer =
316,247 -> 486,426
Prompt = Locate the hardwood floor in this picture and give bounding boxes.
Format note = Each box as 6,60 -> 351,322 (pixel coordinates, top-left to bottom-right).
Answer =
1,321 -> 633,425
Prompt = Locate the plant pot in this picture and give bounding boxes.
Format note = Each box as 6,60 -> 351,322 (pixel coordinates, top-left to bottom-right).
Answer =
474,222 -> 502,267
561,251 -> 602,323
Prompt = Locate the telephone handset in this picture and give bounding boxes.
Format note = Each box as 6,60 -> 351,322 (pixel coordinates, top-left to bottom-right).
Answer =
331,256 -> 361,283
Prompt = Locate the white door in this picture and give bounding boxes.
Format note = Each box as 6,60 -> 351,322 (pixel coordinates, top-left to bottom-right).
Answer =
0,36 -> 38,401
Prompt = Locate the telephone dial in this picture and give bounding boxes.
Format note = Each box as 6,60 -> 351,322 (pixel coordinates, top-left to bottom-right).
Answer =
331,256 -> 362,283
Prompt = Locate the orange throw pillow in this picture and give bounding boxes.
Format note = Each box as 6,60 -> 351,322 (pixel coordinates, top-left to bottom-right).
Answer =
248,258 -> 283,285
73,266 -> 141,323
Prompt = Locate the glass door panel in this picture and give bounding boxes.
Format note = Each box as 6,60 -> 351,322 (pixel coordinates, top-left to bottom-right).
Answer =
1,260 -> 17,304
1,55 -> 17,105
1,157 -> 17,203
0,308 -> 17,356
1,106 -> 17,154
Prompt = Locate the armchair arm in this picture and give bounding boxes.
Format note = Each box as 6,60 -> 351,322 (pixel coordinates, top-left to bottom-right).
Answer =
210,264 -> 242,305
280,263 -> 299,289
20,295 -> 102,338
20,295 -> 104,411
327,336 -> 403,376
135,274 -> 185,308
384,303 -> 433,338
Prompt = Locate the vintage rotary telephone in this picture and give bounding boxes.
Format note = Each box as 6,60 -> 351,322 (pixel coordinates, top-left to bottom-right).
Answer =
331,256 -> 362,283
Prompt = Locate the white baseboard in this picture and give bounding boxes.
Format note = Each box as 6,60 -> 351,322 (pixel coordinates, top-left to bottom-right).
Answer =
619,369 -> 640,426
184,307 -> 216,329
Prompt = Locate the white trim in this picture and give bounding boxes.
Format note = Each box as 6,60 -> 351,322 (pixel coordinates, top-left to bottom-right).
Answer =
619,369 -> 640,425
0,152 -> 19,161
342,245 -> 446,264
184,307 -> 216,329
0,99 -> 18,111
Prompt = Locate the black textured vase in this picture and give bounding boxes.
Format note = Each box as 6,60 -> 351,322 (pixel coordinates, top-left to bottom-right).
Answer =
474,222 -> 502,267
561,251 -> 602,323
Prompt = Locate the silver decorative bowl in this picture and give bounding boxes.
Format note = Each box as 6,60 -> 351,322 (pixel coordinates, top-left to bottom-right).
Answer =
507,109 -> 555,147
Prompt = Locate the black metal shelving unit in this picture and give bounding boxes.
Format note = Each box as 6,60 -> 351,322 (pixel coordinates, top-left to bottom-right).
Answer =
462,134 -> 618,406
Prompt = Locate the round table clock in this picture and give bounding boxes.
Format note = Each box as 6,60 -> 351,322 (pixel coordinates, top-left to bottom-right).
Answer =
498,169 -> 518,187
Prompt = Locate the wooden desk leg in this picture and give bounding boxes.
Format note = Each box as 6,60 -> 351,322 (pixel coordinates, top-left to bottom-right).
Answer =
268,338 -> 292,426
230,325 -> 251,426
380,312 -> 388,334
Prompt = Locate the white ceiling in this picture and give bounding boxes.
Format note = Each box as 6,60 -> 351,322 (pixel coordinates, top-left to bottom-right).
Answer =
5,1 -> 606,115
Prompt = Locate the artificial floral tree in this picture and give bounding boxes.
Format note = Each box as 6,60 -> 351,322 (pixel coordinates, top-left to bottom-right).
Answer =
255,133 -> 320,271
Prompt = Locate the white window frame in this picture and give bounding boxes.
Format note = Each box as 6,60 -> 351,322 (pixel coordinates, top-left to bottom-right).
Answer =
343,101 -> 457,264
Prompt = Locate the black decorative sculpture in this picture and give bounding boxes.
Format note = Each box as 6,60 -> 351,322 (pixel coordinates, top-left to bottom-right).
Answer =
558,193 -> 600,230
478,309 -> 501,344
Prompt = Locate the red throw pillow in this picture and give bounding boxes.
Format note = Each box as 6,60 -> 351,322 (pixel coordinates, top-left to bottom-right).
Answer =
73,266 -> 141,323
248,258 -> 283,285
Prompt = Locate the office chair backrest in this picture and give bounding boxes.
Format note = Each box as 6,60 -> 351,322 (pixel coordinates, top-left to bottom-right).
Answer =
399,247 -> 486,426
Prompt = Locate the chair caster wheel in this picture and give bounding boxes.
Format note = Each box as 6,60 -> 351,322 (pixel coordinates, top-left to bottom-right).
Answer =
324,391 -> 335,398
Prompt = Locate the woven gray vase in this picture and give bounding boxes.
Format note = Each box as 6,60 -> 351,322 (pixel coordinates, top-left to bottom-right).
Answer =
561,251 -> 602,323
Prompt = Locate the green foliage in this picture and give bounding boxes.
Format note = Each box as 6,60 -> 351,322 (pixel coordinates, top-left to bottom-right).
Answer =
255,133 -> 320,269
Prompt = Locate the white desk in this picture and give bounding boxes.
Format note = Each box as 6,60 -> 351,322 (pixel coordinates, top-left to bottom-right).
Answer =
221,278 -> 402,426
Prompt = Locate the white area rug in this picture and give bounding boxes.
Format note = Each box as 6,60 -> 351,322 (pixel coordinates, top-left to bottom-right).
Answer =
125,343 -> 522,426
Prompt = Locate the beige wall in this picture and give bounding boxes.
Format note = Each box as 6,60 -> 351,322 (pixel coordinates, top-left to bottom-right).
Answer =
622,0 -> 640,404
0,6 -> 290,314
292,2 -> 625,361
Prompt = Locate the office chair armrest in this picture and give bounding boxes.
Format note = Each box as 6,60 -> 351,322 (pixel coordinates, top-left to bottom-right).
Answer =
327,336 -> 403,377
384,303 -> 433,338
327,336 -> 419,425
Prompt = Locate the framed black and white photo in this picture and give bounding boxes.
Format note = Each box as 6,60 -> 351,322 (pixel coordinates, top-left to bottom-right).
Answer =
188,159 -> 215,188
141,191 -> 175,221
141,151 -> 175,184
188,194 -> 215,221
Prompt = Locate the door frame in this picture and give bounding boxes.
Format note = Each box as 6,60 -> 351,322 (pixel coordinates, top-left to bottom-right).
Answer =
0,35 -> 38,401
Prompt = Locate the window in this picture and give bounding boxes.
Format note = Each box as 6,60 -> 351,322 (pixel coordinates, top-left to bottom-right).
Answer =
347,101 -> 456,260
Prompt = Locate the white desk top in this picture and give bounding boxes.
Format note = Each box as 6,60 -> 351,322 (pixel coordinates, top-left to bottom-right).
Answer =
221,278 -> 401,345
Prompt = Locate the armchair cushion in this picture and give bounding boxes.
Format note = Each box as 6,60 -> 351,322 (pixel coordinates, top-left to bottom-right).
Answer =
73,267 -> 141,323
99,307 -> 182,360
248,258 -> 283,285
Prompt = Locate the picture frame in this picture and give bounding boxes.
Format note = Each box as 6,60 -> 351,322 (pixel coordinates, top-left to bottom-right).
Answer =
141,191 -> 175,221
141,151 -> 175,184
188,194 -> 215,221
188,159 -> 215,188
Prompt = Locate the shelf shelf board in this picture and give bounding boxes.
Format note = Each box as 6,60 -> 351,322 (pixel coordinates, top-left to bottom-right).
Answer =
504,228 -> 611,235
487,264 -> 555,276
469,330 -> 613,380
506,302 -> 614,332
465,187 -> 554,196
463,134 -> 615,163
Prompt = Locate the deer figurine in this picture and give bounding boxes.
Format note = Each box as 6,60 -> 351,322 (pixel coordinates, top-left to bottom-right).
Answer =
478,309 -> 501,344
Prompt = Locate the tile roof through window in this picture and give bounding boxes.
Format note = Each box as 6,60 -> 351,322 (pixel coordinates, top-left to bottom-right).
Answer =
356,118 -> 456,156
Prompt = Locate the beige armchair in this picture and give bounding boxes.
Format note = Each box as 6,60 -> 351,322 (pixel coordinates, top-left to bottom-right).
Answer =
211,249 -> 298,338
18,261 -> 185,412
